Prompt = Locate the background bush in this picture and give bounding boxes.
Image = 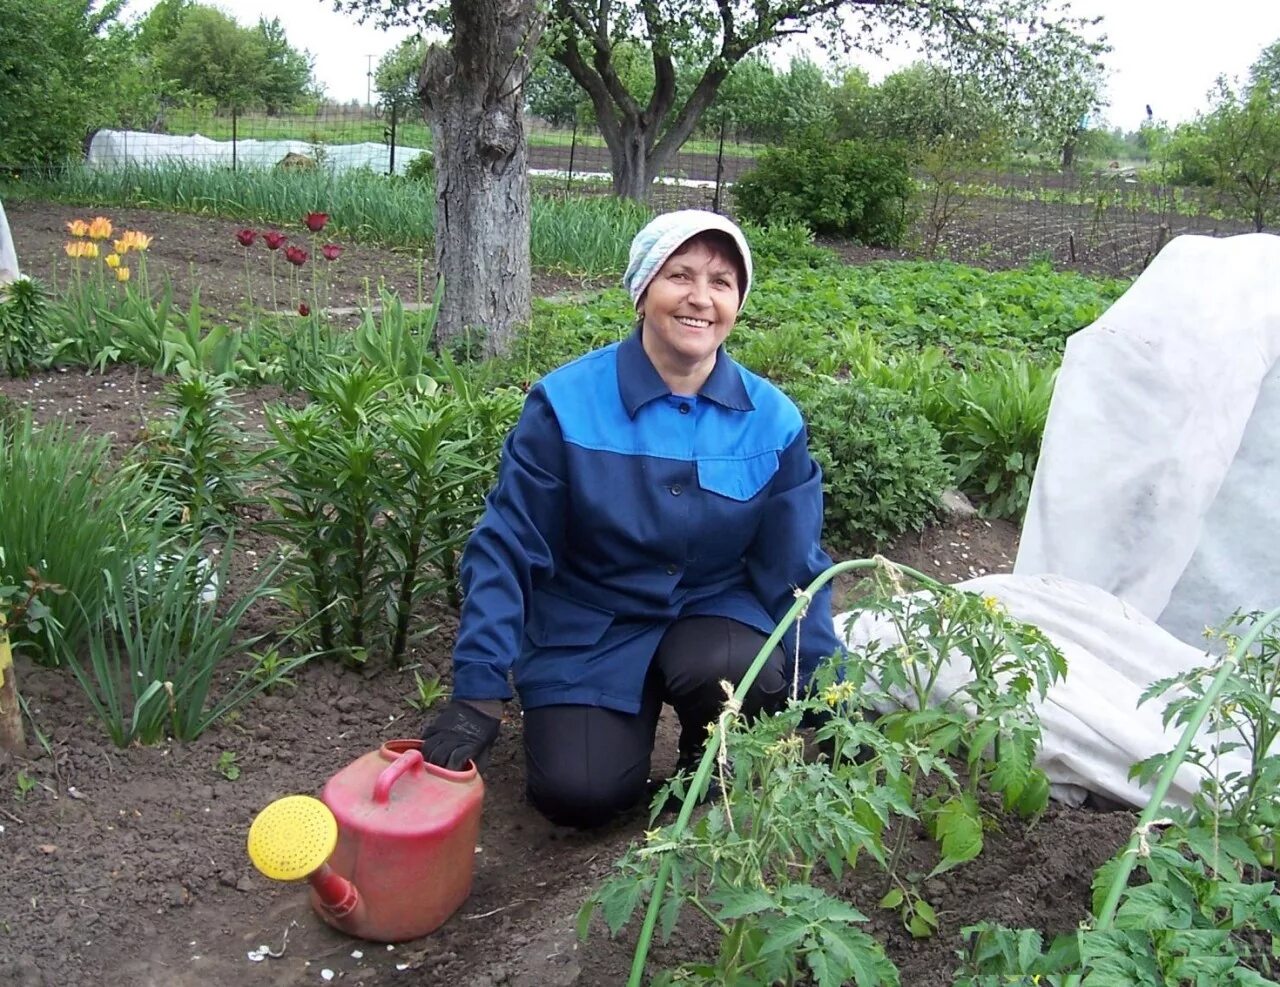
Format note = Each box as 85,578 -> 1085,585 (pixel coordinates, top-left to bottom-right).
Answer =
733,134 -> 915,247
790,377 -> 951,550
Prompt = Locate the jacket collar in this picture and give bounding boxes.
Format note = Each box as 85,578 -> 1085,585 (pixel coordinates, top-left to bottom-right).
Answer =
617,326 -> 754,418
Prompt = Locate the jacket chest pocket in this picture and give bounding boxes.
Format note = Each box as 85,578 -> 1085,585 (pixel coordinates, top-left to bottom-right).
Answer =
696,450 -> 779,503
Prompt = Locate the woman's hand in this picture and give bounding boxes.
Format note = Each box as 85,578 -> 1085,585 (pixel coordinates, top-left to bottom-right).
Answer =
420,700 -> 502,771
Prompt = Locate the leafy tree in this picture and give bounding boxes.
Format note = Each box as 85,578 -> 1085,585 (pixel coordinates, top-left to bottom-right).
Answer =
526,57 -> 591,127
1249,37 -> 1280,96
157,6 -> 267,110
332,1 -> 544,355
255,17 -> 316,114
344,1 -> 1103,202
133,0 -> 194,54
1197,77 -> 1280,231
540,0 -> 1105,200
0,0 -> 134,168
156,5 -> 314,113
375,36 -> 428,113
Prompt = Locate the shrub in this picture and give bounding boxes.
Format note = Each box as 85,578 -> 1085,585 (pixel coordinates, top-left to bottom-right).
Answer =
790,377 -> 951,550
403,149 -> 435,182
733,134 -> 915,247
739,220 -> 841,271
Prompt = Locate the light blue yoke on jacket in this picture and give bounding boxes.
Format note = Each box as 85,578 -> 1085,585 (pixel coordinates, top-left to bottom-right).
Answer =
451,328 -> 845,713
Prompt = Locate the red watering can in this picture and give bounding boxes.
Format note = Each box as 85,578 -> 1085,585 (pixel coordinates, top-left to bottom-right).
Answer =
247,739 -> 485,942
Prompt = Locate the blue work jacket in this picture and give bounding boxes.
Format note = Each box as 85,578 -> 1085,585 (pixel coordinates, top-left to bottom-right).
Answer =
451,328 -> 845,713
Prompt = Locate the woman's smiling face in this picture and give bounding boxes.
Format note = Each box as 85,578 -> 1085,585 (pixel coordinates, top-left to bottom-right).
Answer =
639,237 -> 742,387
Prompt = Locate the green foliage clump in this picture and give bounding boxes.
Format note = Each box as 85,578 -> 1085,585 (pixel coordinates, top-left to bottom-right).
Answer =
733,134 -> 915,247
130,368 -> 253,532
63,525 -> 296,747
0,276 -> 52,376
0,411 -> 166,663
403,150 -> 435,182
738,220 -> 840,272
790,378 -> 951,551
261,361 -> 522,665
745,260 -> 1126,365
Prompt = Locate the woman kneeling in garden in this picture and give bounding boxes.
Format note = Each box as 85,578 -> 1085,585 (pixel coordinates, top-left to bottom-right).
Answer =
420,209 -> 844,827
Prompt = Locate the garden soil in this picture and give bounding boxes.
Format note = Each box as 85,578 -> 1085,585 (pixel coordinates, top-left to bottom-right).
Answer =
0,203 -> 1138,987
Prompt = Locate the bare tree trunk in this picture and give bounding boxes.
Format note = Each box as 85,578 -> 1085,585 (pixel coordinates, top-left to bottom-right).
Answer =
610,127 -> 655,201
420,2 -> 542,357
1060,134 -> 1077,170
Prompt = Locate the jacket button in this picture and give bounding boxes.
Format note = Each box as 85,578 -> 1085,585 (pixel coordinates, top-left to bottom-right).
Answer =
666,563 -> 678,575
670,484 -> 682,496
678,402 -> 690,414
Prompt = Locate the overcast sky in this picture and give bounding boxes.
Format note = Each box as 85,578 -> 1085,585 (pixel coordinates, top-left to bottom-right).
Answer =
124,1 -> 1280,130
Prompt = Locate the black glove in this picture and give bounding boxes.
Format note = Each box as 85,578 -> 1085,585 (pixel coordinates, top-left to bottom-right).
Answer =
420,700 -> 501,771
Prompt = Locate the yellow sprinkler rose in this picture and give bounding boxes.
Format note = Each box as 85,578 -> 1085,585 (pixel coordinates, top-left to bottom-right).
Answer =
66,219 -> 90,237
105,253 -> 121,269
115,266 -> 131,283
87,216 -> 114,241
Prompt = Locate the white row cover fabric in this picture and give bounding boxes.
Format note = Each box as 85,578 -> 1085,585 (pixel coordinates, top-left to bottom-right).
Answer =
86,129 -> 432,176
0,199 -> 18,284
836,573 -> 1246,810
838,232 -> 1280,809
1016,232 -> 1280,647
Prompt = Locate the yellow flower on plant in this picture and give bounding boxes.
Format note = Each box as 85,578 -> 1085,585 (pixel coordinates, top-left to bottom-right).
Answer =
981,595 -> 1004,615
117,230 -> 152,252
64,241 -> 84,258
87,216 -> 114,241
105,253 -> 121,269
113,238 -> 131,255
115,266 -> 130,283
822,681 -> 857,708
66,219 -> 90,237
81,241 -> 100,260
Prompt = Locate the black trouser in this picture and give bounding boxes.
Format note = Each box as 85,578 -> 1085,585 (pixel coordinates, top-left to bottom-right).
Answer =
522,616 -> 788,828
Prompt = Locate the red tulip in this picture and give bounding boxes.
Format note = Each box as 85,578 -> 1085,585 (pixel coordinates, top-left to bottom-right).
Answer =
298,302 -> 310,317
321,243 -> 342,261
263,230 -> 287,250
285,245 -> 309,266
235,228 -> 257,247
303,212 -> 329,233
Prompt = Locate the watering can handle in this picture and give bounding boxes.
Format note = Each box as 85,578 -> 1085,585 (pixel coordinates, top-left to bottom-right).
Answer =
373,748 -> 425,804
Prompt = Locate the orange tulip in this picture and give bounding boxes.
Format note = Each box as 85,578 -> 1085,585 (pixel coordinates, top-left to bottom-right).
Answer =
87,217 -> 114,241
82,242 -> 100,259
119,230 -> 152,252
64,241 -> 83,258
66,219 -> 89,237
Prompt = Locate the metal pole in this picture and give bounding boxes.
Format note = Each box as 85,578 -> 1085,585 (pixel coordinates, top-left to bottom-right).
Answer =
566,117 -> 578,195
388,102 -> 398,176
232,106 -> 238,173
712,117 -> 727,214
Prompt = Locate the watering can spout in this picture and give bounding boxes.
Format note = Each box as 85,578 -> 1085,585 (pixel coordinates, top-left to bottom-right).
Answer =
309,862 -> 365,926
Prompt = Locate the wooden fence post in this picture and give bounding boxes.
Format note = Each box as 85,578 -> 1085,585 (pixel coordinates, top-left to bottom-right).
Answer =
0,613 -> 23,753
